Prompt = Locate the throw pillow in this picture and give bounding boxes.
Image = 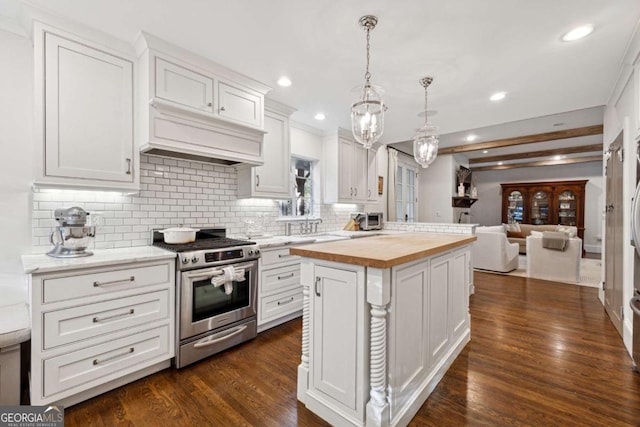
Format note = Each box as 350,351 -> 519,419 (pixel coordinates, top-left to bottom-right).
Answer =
503,223 -> 521,233
530,230 -> 544,237
556,225 -> 578,238
507,231 -> 526,239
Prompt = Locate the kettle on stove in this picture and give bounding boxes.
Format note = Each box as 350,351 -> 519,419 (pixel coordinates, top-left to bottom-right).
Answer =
47,207 -> 96,258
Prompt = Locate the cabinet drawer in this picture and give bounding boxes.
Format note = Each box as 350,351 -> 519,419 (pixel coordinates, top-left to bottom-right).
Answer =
260,247 -> 299,267
259,288 -> 302,324
43,325 -> 170,397
43,263 -> 171,304
43,290 -> 170,350
261,264 -> 300,296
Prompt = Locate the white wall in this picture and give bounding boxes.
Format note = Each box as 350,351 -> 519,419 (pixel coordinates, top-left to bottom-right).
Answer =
418,154 -> 455,223
471,163 -> 604,253
417,153 -> 469,224
0,29 -> 33,305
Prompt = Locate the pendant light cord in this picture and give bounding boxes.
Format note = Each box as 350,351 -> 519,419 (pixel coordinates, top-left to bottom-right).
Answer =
364,27 -> 371,83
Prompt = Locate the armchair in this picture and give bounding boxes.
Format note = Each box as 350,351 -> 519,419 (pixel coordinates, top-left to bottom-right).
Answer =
526,236 -> 581,283
472,228 -> 519,272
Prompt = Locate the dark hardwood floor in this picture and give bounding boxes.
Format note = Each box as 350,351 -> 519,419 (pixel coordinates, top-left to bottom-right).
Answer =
64,272 -> 640,426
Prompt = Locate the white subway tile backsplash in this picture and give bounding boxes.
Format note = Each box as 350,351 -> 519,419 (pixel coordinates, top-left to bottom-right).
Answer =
31,154 -> 365,252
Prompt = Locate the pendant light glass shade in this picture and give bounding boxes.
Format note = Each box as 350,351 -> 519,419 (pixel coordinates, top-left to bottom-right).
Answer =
351,15 -> 385,149
413,77 -> 439,168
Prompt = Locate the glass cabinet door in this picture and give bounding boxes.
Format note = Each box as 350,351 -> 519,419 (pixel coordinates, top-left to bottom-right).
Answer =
531,191 -> 549,225
558,190 -> 577,226
507,191 -> 524,223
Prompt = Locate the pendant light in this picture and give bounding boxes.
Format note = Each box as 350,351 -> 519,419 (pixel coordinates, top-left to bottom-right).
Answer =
413,77 -> 439,168
351,15 -> 385,149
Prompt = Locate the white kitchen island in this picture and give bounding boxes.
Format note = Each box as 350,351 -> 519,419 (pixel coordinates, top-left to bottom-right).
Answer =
290,233 -> 476,427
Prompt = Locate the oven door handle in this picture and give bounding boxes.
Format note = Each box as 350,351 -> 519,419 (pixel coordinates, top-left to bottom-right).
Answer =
183,269 -> 224,281
192,324 -> 248,348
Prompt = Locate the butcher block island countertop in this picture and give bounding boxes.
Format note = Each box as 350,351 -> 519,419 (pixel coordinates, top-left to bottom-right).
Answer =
294,232 -> 475,426
289,232 -> 476,268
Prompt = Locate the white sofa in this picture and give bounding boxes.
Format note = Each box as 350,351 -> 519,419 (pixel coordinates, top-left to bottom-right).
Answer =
473,226 -> 519,272
526,235 -> 582,283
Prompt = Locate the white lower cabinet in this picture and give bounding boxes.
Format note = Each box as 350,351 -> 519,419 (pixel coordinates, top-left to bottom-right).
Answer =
257,244 -> 303,332
310,264 -> 366,422
29,259 -> 175,406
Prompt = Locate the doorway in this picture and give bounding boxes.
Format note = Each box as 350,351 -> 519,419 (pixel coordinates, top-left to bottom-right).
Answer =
604,132 -> 624,336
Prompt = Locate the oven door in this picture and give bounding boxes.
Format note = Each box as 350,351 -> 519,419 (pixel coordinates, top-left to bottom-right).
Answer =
179,260 -> 257,340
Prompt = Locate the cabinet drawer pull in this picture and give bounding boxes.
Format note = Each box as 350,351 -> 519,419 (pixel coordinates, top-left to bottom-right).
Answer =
278,254 -> 291,259
277,272 -> 295,280
368,189 -> 371,197
125,158 -> 132,175
93,347 -> 134,365
350,187 -> 353,196
354,188 -> 358,196
93,308 -> 135,323
277,297 -> 295,306
315,276 -> 321,297
93,276 -> 135,287
256,174 -> 260,187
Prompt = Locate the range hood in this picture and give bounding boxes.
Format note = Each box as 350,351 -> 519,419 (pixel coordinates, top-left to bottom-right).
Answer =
140,99 -> 266,166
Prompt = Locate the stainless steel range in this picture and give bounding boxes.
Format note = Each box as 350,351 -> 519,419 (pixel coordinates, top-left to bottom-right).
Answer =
152,228 -> 260,368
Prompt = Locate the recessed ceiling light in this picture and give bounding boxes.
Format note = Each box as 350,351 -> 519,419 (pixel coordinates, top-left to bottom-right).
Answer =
490,92 -> 507,101
482,150 -> 489,154
562,25 -> 594,42
277,76 -> 292,87
497,161 -> 504,166
466,134 -> 478,142
314,113 -> 325,121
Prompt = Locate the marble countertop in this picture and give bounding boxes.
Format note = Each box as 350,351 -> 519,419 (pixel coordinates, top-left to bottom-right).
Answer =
22,246 -> 176,275
290,233 -> 476,268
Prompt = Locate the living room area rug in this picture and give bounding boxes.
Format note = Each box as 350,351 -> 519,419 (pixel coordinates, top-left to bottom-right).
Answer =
477,255 -> 602,288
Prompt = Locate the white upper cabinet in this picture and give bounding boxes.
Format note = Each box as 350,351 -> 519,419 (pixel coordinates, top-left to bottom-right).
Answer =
155,58 -> 214,113
35,24 -> 138,191
217,81 -> 263,128
323,129 -> 376,204
367,149 -> 379,201
237,100 -> 296,199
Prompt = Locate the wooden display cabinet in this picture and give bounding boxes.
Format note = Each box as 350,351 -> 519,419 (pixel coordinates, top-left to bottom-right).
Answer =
501,180 -> 587,242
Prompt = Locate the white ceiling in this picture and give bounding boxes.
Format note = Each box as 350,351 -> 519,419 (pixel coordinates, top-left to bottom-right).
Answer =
4,0 -> 640,146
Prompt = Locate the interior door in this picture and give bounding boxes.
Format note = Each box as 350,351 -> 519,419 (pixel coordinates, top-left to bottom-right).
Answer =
604,135 -> 624,336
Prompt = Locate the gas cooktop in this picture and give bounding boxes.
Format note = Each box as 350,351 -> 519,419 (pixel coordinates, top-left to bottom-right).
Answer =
152,228 -> 254,252
151,228 -> 259,270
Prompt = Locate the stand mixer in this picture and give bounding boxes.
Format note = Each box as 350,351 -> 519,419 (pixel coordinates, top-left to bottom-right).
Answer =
47,207 -> 96,258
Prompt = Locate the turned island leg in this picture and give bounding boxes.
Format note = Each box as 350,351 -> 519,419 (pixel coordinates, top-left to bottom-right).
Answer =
297,259 -> 312,402
366,268 -> 391,427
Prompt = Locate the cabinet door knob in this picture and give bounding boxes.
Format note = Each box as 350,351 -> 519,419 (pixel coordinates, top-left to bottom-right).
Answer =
125,158 -> 132,175
207,102 -> 212,107
220,106 -> 226,112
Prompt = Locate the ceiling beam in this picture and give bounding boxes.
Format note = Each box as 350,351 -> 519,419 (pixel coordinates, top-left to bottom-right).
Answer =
469,155 -> 602,172
468,143 -> 603,164
438,125 -> 603,155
